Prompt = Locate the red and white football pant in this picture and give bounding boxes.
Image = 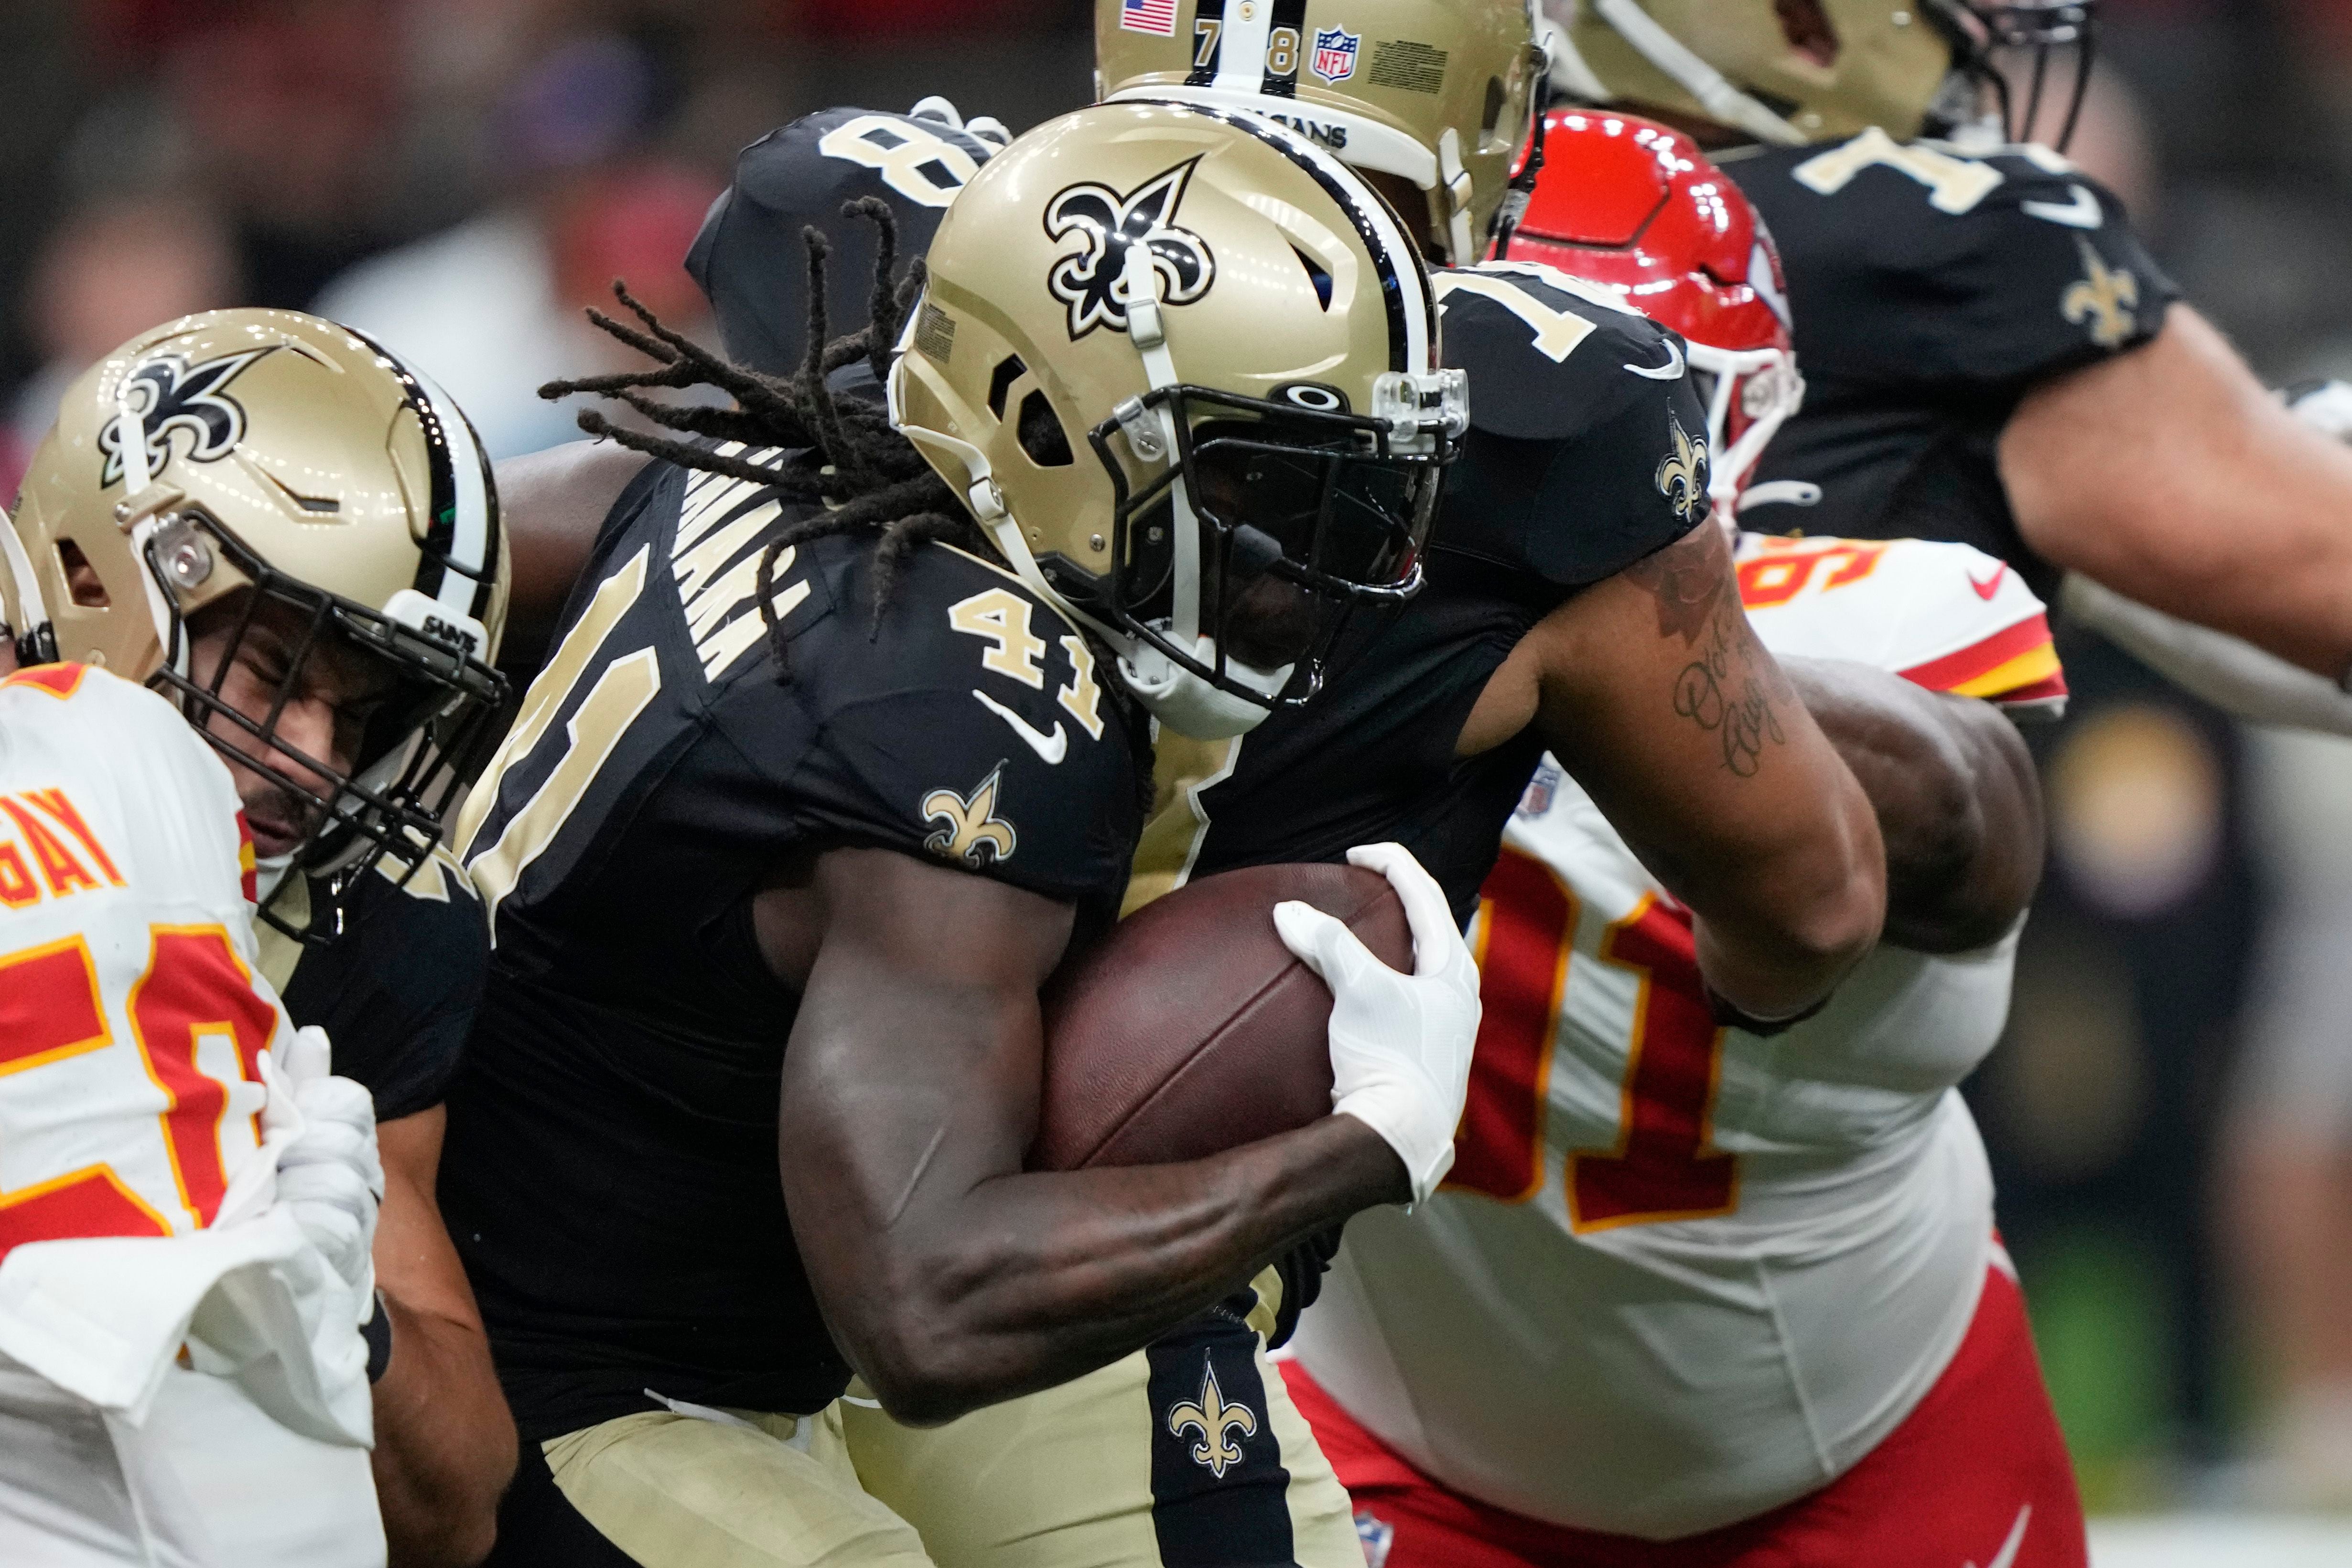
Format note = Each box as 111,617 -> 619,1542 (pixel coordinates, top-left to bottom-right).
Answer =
1282,1264 -> 2086,1568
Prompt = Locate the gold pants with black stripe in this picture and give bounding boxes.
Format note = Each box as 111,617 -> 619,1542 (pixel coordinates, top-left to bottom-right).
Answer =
841,1277 -> 1363,1568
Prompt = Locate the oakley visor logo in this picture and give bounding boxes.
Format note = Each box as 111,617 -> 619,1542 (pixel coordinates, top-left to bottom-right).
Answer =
1046,159 -> 1215,341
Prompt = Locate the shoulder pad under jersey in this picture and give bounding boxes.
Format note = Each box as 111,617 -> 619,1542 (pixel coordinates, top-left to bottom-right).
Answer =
688,106 -> 999,376
1724,132 -> 2179,394
1735,531 -> 2067,719
1434,262 -> 1715,589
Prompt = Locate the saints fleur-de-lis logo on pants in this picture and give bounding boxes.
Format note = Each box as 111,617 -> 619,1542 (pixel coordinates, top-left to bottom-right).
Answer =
1045,158 -> 1217,341
1166,1352 -> 1258,1480
2062,238 -> 2139,350
922,764 -> 1018,869
97,349 -> 273,487
1654,411 -> 1710,527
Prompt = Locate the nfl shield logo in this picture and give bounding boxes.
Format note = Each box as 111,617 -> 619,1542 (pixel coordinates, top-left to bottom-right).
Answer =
1310,26 -> 1360,83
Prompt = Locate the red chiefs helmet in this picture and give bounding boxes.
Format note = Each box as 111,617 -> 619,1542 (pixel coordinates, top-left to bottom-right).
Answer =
1494,109 -> 1802,523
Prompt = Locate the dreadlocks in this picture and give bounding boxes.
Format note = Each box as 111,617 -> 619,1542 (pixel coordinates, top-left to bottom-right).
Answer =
538,198 -> 976,680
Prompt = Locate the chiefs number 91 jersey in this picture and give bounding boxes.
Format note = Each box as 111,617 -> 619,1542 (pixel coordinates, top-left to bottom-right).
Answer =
1290,535 -> 2061,1541
0,665 -> 292,1270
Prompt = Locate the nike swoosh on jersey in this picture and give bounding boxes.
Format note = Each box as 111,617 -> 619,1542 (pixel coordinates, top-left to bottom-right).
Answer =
1967,1503 -> 2032,1568
972,688 -> 1067,765
1625,336 -> 1686,381
2020,185 -> 2102,229
1969,565 -> 2008,600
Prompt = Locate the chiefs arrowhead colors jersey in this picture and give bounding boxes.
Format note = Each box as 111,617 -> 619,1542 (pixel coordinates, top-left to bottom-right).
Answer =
1720,133 -> 2180,603
1290,533 -> 2060,1539
0,665 -> 294,1266
437,445 -> 1145,1441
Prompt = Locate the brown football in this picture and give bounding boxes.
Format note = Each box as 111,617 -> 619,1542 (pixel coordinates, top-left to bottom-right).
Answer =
1030,863 -> 1413,1171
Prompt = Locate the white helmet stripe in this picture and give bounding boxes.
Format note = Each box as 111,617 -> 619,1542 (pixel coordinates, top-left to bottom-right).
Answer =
338,326 -> 498,622
1210,1 -> 1274,96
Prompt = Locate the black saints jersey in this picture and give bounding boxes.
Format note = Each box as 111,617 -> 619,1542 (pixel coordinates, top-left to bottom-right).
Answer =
688,107 -> 999,378
258,852 -> 486,1124
438,450 -> 1146,1439
1129,263 -> 1714,926
1721,131 -> 2180,603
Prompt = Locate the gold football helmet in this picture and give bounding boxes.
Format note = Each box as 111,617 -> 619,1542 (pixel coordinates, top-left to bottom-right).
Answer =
1551,1 -> 2096,149
891,100 -> 1467,740
2,309 -> 508,939
1097,0 -> 1548,265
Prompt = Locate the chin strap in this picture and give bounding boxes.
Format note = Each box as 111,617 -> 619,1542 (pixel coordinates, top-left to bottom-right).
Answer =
1590,0 -> 1809,148
0,503 -> 51,661
110,383 -> 195,679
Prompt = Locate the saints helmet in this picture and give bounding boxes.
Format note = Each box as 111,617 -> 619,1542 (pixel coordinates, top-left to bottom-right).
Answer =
1498,109 -> 1802,521
1097,0 -> 1548,265
890,100 -> 1466,740
2,308 -> 508,941
1550,1 -> 2095,150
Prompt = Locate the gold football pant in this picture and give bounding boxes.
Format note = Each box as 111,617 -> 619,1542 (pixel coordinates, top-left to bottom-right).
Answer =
529,1399 -> 934,1567
841,1288 -> 1363,1568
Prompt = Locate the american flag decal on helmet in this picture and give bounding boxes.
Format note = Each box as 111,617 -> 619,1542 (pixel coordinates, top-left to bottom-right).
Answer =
1121,0 -> 1177,37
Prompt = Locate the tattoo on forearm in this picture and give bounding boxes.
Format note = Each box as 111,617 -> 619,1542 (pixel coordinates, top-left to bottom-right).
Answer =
1672,600 -> 1787,777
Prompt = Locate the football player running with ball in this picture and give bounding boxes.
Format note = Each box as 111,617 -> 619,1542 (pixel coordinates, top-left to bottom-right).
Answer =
1548,0 -> 2352,729
806,4 -> 1888,1564
0,313 -> 513,1565
444,107 -> 1486,1568
1281,109 -> 2085,1568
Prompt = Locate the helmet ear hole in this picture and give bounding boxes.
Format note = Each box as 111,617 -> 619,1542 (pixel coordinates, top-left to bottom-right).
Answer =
1016,390 -> 1074,468
56,539 -> 110,608
1482,77 -> 1508,136
987,354 -> 1027,421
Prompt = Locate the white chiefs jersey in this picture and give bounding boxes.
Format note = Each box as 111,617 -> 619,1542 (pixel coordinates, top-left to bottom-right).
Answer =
1292,534 -> 2062,1540
0,664 -> 291,1267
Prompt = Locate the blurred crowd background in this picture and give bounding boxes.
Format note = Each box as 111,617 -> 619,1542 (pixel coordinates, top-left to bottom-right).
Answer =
6,0 -> 2352,1527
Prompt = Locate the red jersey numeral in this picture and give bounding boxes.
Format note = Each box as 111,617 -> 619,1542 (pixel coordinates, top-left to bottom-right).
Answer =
0,926 -> 275,1262
1568,897 -> 1737,1231
1446,848 -> 1576,1203
1447,855 -> 1739,1229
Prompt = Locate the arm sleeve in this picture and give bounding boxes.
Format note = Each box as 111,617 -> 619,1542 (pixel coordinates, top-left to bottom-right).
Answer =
1435,273 -> 1713,590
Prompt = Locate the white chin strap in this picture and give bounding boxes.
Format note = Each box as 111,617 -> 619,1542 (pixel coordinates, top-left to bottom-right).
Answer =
1573,0 -> 1810,147
111,381 -> 194,677
0,503 -> 50,651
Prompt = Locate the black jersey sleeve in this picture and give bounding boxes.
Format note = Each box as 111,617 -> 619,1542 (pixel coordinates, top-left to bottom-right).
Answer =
282,853 -> 487,1121
688,106 -> 1000,378
715,540 -> 1145,912
1727,135 -> 2180,396
1432,264 -> 1714,591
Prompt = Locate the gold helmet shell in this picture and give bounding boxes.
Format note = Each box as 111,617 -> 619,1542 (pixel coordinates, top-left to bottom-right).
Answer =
1098,0 -> 1547,264
890,100 -> 1466,739
1550,0 -> 1959,146
3,308 -> 509,939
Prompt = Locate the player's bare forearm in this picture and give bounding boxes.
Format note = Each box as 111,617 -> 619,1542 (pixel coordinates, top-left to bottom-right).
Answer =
370,1110 -> 516,1568
1522,526 -> 1884,1017
2003,304 -> 2352,677
1781,659 -> 2043,954
491,440 -> 652,677
773,848 -> 1407,1427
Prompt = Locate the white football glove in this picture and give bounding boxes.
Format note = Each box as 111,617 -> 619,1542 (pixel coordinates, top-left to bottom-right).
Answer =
261,1026 -> 383,1299
1273,843 -> 1481,1207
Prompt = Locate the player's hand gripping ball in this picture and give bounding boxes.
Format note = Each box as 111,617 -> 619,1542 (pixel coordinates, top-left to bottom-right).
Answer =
1034,844 -> 1480,1205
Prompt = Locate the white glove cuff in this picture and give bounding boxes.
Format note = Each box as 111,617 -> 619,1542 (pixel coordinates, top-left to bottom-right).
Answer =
1334,1094 -> 1457,1209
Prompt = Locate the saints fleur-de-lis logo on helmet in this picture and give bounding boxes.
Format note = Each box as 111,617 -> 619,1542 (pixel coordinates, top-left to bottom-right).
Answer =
2062,238 -> 2140,351
922,763 -> 1019,869
1165,1353 -> 1258,1480
1044,157 -> 1217,341
1655,411 -> 1710,527
97,349 -> 274,487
